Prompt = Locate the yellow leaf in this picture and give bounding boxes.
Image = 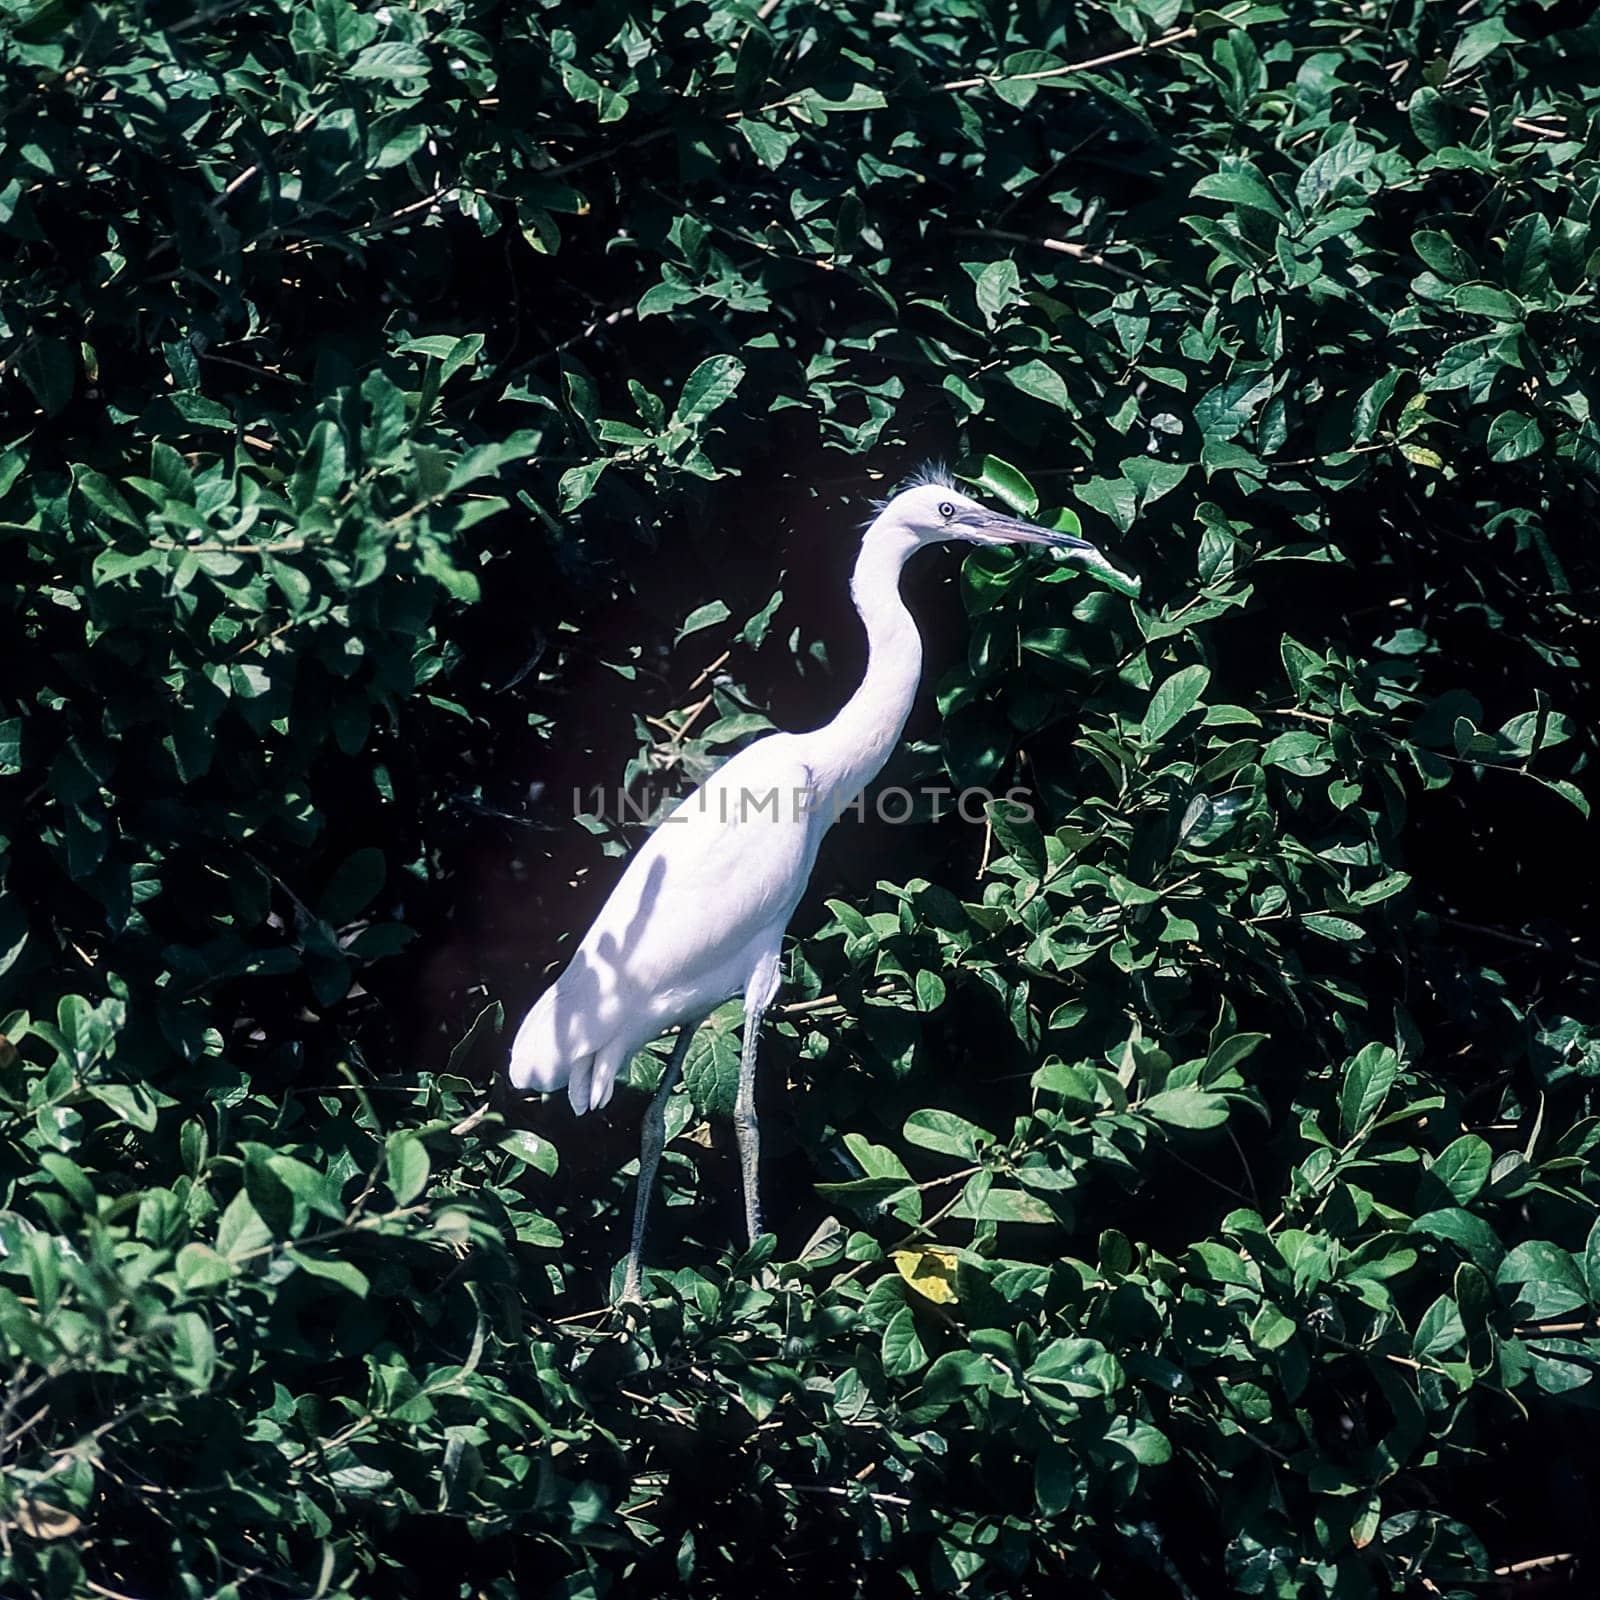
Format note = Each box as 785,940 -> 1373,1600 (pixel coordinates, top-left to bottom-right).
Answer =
12,1500 -> 81,1540
892,1245 -> 961,1305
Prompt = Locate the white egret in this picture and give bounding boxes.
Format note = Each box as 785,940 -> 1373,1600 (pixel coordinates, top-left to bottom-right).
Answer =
508,468 -> 1137,1300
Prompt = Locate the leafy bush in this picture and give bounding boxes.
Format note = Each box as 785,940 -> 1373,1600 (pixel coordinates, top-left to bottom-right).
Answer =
2,0 -> 1597,1595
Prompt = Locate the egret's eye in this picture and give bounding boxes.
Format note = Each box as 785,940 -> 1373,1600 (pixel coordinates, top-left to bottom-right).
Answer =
938,501 -> 955,519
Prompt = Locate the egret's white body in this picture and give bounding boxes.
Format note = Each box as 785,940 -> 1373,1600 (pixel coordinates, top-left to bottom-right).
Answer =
508,738 -> 820,1113
508,470 -> 1131,1299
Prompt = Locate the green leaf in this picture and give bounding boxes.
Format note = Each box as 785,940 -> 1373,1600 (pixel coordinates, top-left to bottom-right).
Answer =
351,41 -> 432,81
1408,87 -> 1455,151
987,795 -> 1045,872
89,1082 -> 159,1132
1207,1032 -> 1268,1076
497,1129 -> 558,1176
962,453 -> 1037,516
13,337 -> 75,416
1074,475 -> 1138,532
974,260 -> 1021,326
175,1243 -> 234,1291
1413,1208 -> 1505,1273
399,333 -> 484,384
1497,1241 -> 1588,1319
1426,1135 -> 1492,1205
1034,1441 -> 1077,1515
676,599 -> 731,643
1074,544 -> 1142,597
684,1012 -> 742,1117
1005,359 -> 1070,410
844,1132 -> 911,1183
1250,1302 -> 1297,1350
1412,230 -> 1471,283
319,847 -> 387,925
1195,372 -> 1271,441
289,419 -> 347,509
385,1133 -> 431,1206
881,1305 -> 927,1377
1486,411 -> 1543,463
1449,16 -> 1515,75
1339,1042 -> 1399,1138
674,355 -> 745,426
1142,665 -> 1211,742
972,1187 -> 1058,1225
1193,163 -> 1286,221
1142,1088 -> 1230,1129
737,117 -> 798,168
76,467 -> 143,527
287,1249 -> 371,1298
1412,1294 -> 1466,1357
215,1189 -> 272,1264
167,1311 -> 216,1389
446,1000 -> 504,1076
904,1109 -> 989,1160
1503,214 -> 1552,300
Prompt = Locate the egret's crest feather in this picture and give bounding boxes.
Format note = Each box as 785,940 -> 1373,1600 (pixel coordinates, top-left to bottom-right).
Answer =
903,460 -> 956,492
869,460 -> 958,515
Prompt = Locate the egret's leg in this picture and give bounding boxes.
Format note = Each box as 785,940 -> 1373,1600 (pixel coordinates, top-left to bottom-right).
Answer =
733,1001 -> 767,1247
622,1024 -> 696,1303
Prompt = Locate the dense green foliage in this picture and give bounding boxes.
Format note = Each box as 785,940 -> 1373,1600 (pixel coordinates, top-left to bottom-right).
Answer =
3,0 -> 1598,1594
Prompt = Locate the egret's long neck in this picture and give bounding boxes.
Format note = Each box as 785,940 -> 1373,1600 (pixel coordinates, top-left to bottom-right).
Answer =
809,519 -> 924,803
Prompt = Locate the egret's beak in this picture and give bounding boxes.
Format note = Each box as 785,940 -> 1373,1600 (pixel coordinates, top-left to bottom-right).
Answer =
958,509 -> 1093,552
957,509 -> 1141,597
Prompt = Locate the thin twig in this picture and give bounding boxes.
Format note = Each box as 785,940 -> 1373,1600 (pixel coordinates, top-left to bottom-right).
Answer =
957,226 -> 1182,295
1439,914 -> 1597,973
218,110 -> 320,201
537,4 -> 1253,184
938,6 -> 1250,91
529,304 -> 637,367
1463,104 -> 1569,141
1494,1552 -> 1575,1576
773,1480 -> 912,1507
687,649 -> 731,693
777,983 -> 895,1018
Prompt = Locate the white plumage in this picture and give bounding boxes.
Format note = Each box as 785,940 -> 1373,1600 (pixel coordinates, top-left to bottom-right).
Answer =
509,742 -> 816,1112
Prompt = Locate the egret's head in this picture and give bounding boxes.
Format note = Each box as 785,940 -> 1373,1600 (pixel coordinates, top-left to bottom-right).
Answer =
872,465 -> 1140,596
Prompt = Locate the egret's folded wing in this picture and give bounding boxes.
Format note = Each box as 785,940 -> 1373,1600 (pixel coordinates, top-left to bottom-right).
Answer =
509,743 -> 818,1090
580,745 -> 819,996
